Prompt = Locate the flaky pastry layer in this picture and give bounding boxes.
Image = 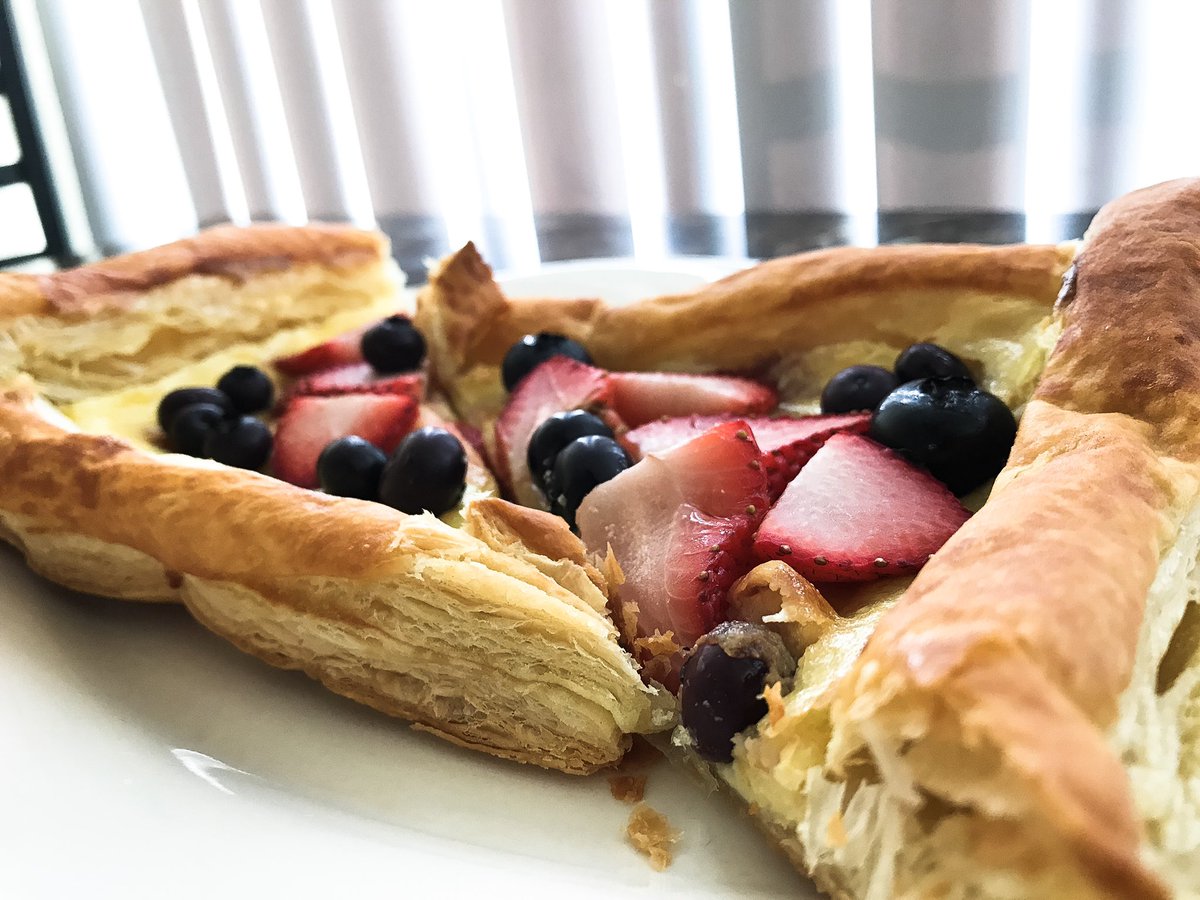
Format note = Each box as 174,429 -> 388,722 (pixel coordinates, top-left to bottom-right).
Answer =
0,225 -> 663,773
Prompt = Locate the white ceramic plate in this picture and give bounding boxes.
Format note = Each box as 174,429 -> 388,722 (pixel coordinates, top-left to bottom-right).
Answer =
0,259 -> 818,900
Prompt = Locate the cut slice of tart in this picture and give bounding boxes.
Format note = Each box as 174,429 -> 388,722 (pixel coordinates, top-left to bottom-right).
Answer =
415,179 -> 1200,898
0,224 -> 665,774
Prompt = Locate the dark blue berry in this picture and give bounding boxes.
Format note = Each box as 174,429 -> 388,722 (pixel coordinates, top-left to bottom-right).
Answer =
317,436 -> 387,500
501,333 -> 592,391
820,365 -> 898,414
378,427 -> 468,516
869,376 -> 1016,495
204,416 -> 273,470
549,435 -> 631,530
361,315 -> 426,374
168,403 -> 227,457
527,410 -> 613,495
157,387 -> 231,433
217,365 -> 274,414
894,343 -> 973,384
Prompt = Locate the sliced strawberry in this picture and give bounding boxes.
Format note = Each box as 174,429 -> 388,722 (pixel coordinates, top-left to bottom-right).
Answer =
288,362 -> 425,402
577,420 -> 770,684
623,412 -> 870,499
493,357 -> 612,509
754,433 -> 970,583
606,371 -> 777,428
273,328 -> 366,376
272,393 -> 417,488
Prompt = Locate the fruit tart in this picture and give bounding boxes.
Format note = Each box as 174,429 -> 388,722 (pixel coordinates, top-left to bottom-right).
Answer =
0,223 -> 664,774
414,179 -> 1200,898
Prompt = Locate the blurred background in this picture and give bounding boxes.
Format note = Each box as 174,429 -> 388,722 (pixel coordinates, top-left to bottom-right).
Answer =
0,0 -> 1194,280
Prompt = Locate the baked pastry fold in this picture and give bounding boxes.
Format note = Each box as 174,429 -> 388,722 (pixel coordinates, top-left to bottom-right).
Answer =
0,224 -> 664,774
416,180 -> 1200,897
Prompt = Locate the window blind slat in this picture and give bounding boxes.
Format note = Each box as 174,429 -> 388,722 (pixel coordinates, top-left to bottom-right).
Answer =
197,0 -> 304,223
138,0 -> 242,227
502,0 -> 632,260
257,0 -> 372,224
33,0 -> 195,252
872,0 -> 1031,215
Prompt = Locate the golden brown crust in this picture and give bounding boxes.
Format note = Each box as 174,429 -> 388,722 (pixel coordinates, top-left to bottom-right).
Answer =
0,223 -> 387,321
0,387 -> 659,772
822,180 -> 1200,898
419,240 -> 1074,375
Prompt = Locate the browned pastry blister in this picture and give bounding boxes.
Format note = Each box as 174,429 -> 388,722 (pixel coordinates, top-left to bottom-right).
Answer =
0,223 -> 664,774
416,180 -> 1200,897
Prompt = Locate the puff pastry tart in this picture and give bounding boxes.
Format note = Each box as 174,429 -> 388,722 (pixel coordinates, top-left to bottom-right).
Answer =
0,223 -> 664,774
414,179 -> 1200,898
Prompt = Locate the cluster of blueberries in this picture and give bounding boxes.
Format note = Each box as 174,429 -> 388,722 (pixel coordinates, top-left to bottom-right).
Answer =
155,366 -> 276,469
823,342 -> 1016,496
503,333 -> 631,529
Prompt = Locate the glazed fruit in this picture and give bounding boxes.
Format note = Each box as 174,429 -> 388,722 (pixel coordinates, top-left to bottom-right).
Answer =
288,363 -> 424,401
272,393 -> 417,488
361,315 -> 426,374
379,427 -> 468,516
605,371 -> 777,428
869,376 -> 1017,495
217,365 -> 274,414
501,332 -> 592,391
548,435 -> 632,530
204,415 -> 273,470
576,420 -> 770,680
753,433 -> 970,581
157,387 -> 232,433
273,327 -> 365,376
316,435 -> 387,500
168,402 -> 226,457
819,365 -> 897,414
526,410 -> 613,493
623,412 -> 871,499
894,342 -> 973,384
493,356 -> 612,509
680,622 -> 796,763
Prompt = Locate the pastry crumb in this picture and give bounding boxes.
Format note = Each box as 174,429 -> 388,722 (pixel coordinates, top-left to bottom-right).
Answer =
626,803 -> 680,871
608,774 -> 647,804
762,681 -> 786,726
634,628 -> 680,659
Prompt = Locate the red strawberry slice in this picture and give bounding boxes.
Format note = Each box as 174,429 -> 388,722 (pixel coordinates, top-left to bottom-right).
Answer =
493,357 -> 612,509
272,393 -> 418,488
606,371 -> 777,428
273,328 -> 366,376
288,363 -> 425,402
577,420 -> 770,683
754,433 -> 970,582
623,412 -> 871,498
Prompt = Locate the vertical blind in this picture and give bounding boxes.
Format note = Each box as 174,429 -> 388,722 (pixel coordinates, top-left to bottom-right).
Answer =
14,0 -> 1200,279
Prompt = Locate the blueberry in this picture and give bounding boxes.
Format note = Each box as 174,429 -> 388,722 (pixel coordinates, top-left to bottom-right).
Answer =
361,315 -> 426,374
168,403 -> 227,457
894,342 -> 973,384
549,435 -> 631,530
501,333 -> 592,391
869,376 -> 1017,495
527,410 -> 613,495
217,365 -> 274,414
317,436 -> 387,500
819,365 -> 898,414
680,622 -> 795,764
204,415 -> 273,470
157,387 -> 231,434
378,427 -> 468,516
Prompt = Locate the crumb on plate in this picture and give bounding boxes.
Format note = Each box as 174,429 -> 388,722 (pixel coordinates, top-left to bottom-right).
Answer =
626,802 -> 680,871
608,774 -> 647,804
